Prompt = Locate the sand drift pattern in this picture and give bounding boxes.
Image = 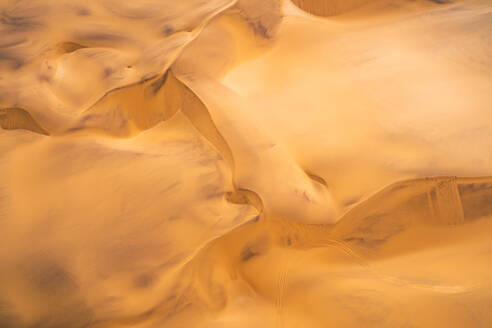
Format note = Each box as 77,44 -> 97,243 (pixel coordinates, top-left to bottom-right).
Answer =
0,0 -> 492,327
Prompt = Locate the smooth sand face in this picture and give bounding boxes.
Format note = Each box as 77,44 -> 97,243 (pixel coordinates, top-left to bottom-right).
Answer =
0,0 -> 491,327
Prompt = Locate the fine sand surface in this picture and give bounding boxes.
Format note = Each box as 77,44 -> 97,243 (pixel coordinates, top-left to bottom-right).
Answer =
0,0 -> 491,327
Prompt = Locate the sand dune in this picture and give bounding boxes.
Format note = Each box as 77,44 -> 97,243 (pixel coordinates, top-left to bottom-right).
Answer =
291,0 -> 467,18
291,0 -> 371,16
0,0 -> 491,327
0,107 -> 49,135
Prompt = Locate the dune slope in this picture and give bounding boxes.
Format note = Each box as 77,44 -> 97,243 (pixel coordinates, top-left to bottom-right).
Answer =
0,0 -> 491,327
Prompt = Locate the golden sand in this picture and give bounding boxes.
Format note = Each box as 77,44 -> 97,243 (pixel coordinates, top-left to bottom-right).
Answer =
0,0 -> 491,327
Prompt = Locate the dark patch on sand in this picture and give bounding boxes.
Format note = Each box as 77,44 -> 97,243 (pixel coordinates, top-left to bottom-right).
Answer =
0,10 -> 41,31
149,70 -> 169,94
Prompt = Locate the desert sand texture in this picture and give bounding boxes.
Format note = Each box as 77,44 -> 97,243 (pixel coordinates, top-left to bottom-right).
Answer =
1,0 -> 492,327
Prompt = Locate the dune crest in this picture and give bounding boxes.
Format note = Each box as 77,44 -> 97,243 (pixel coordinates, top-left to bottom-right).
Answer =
0,0 -> 491,327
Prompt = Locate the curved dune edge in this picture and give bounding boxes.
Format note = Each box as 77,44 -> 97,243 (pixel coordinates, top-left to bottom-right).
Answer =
0,0 -> 491,327
82,175 -> 492,327
174,72 -> 338,224
0,108 -> 50,135
290,0 -> 371,16
68,62 -> 334,223
290,0 -> 464,17
68,68 -> 265,216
